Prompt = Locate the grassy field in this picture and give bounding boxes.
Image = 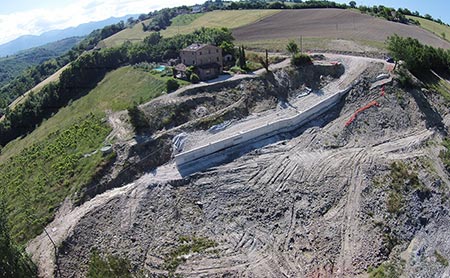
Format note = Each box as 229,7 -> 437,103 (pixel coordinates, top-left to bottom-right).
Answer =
170,13 -> 204,26
161,10 -> 280,37
101,19 -> 154,48
407,16 -> 450,42
0,66 -> 185,242
1,66 -> 182,162
238,37 -> 386,54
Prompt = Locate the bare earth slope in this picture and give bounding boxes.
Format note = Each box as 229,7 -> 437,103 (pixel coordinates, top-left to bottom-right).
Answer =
233,9 -> 450,49
27,54 -> 450,277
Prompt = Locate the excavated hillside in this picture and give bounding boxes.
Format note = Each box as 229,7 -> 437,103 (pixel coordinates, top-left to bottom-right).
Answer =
28,55 -> 450,278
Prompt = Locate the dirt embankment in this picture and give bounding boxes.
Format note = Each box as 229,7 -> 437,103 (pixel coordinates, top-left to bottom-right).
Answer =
56,73 -> 450,277
29,56 -> 450,278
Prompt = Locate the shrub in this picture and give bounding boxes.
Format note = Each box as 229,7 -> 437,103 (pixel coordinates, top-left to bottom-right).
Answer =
230,66 -> 247,74
127,102 -> 149,132
190,73 -> 200,84
286,40 -> 299,56
292,53 -> 312,67
396,66 -> 414,88
166,78 -> 180,92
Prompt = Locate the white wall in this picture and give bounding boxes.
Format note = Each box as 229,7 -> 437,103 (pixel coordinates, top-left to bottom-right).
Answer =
175,86 -> 352,166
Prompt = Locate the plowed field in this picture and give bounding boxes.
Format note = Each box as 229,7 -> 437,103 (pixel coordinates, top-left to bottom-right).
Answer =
233,9 -> 450,49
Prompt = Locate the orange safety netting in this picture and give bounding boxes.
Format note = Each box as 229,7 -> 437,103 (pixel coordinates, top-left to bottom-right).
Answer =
345,100 -> 381,127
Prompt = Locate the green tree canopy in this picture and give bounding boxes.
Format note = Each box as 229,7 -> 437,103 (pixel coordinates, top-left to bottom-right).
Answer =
286,40 -> 299,56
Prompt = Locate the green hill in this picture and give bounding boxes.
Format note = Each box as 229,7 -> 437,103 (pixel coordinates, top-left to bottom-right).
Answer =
99,10 -> 280,48
0,37 -> 82,88
161,10 -> 280,37
0,66 -> 185,242
407,15 -> 450,42
101,19 -> 154,48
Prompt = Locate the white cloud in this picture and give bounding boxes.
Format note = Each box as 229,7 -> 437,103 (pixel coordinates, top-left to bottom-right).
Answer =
0,0 -> 202,44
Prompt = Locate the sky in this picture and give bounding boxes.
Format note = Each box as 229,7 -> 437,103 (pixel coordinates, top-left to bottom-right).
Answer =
0,0 -> 203,45
343,0 -> 450,24
0,0 -> 449,45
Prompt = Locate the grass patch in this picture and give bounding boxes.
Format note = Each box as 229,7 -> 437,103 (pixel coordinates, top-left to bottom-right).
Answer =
238,37 -> 386,54
170,13 -> 204,26
0,115 -> 111,243
428,79 -> 450,103
87,250 -> 132,278
164,236 -> 217,276
368,261 -> 403,278
244,51 -> 285,71
407,16 -> 450,42
0,66 -> 182,163
435,250 -> 449,267
161,10 -> 280,37
440,138 -> 450,173
386,161 -> 428,214
0,66 -> 182,243
101,19 -> 153,48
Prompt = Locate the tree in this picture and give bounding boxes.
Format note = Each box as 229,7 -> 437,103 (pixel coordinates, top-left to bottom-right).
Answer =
128,102 -> 149,132
237,45 -> 247,69
292,53 -> 312,67
0,202 -> 37,277
349,1 -> 357,8
219,41 -> 235,56
286,40 -> 299,56
144,32 -> 162,45
166,78 -> 180,92
258,49 -> 270,72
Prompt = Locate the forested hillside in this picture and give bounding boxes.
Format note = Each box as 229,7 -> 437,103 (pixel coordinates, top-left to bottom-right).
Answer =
0,22 -> 127,113
0,37 -> 83,88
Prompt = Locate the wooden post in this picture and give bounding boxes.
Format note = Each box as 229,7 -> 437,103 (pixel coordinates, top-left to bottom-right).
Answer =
300,35 -> 303,54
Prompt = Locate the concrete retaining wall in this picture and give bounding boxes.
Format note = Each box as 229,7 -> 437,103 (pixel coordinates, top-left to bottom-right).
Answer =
175,86 -> 351,166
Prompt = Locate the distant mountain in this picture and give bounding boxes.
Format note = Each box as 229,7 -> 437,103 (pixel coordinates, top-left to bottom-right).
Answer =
0,14 -> 138,57
0,37 -> 84,88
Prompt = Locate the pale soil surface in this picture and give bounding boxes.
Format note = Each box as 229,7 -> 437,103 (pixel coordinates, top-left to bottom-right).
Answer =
182,54 -> 390,152
27,53 -> 450,278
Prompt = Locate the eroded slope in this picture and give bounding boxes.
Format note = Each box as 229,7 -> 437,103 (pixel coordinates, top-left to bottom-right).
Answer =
50,62 -> 450,277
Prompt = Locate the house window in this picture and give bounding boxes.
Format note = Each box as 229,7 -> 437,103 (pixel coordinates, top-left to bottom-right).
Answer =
216,49 -> 219,53
217,57 -> 219,62
209,50 -> 211,54
200,51 -> 202,55
193,60 -> 196,65
183,59 -> 185,63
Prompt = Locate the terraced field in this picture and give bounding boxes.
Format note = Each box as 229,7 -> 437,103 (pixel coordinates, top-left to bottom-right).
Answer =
161,10 -> 280,38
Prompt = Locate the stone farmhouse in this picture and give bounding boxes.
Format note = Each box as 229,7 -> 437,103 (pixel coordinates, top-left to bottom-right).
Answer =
175,43 -> 223,81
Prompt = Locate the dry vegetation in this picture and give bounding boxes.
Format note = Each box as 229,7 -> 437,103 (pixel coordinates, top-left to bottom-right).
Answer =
161,10 -> 280,37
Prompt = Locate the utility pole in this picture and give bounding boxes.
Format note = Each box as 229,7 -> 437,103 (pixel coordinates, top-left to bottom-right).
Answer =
300,35 -> 303,54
